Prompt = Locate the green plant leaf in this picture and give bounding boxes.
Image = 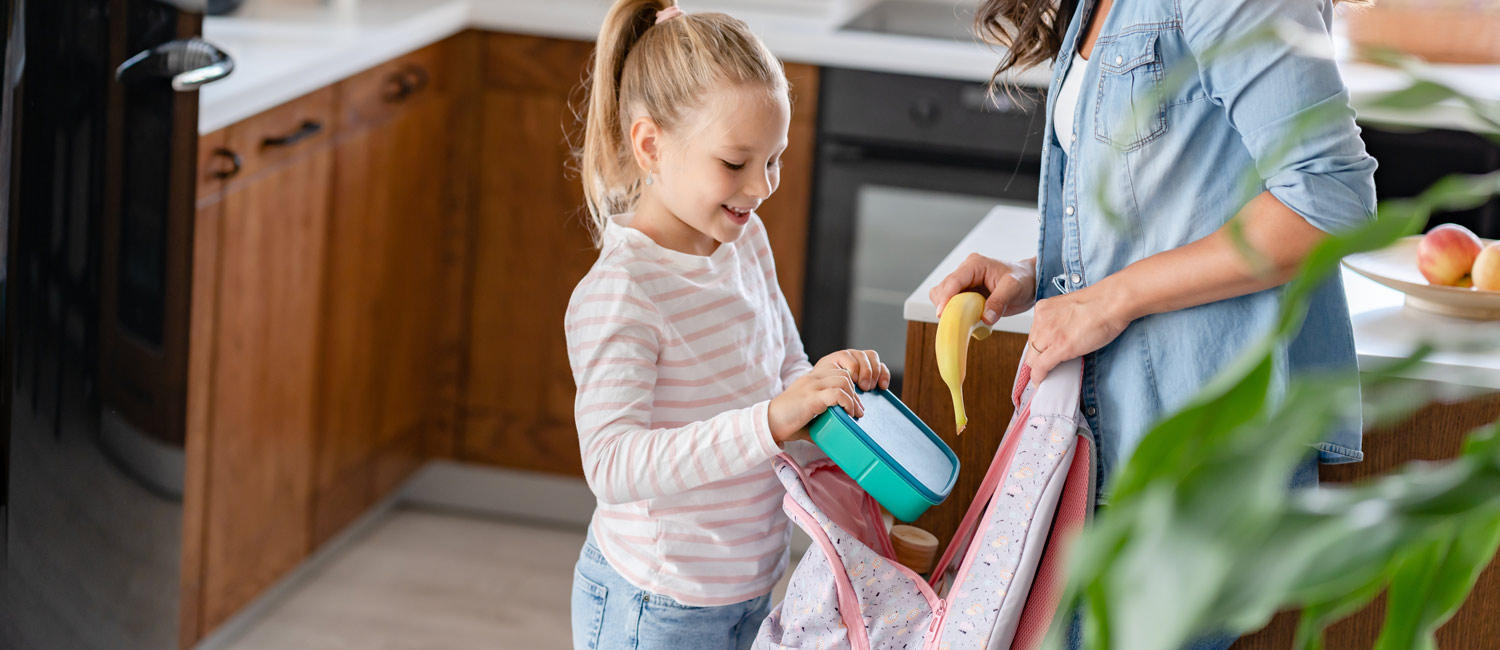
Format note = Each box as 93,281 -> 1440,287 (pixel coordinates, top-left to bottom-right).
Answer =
1423,512 -> 1500,628
1366,81 -> 1458,111
1105,352 -> 1274,503
1295,573 -> 1388,650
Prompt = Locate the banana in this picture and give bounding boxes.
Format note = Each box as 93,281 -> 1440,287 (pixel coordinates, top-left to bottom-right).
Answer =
935,292 -> 992,435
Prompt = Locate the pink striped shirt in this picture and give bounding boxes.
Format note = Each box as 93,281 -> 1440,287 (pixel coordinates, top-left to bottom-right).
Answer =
564,212 -> 815,606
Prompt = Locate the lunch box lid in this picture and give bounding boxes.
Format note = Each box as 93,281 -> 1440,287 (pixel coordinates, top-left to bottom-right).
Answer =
826,389 -> 959,503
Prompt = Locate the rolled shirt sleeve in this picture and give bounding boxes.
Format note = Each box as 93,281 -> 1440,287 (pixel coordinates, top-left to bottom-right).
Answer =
1181,0 -> 1378,233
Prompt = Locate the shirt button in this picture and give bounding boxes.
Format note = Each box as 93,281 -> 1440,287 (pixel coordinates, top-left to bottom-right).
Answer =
1065,205 -> 1075,216
1086,406 -> 1098,417
1115,55 -> 1123,64
1070,273 -> 1082,285
1069,132 -> 1076,143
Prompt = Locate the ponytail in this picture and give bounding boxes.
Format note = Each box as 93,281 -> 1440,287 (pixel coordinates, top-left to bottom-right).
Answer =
580,1 -> 672,244
577,0 -> 787,246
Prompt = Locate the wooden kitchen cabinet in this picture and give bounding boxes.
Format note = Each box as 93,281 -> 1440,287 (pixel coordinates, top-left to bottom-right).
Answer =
764,62 -> 819,324
458,34 -> 599,475
182,86 -> 338,639
458,33 -> 821,476
179,127 -> 228,650
180,35 -> 479,643
311,35 -> 476,546
901,321 -> 1500,649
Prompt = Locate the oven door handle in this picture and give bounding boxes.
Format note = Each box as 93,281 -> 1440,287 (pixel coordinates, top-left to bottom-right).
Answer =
827,142 -> 870,164
116,38 -> 235,92
825,142 -> 1034,175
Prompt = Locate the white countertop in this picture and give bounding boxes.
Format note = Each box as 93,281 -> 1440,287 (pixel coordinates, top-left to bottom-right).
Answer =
199,0 -> 1048,133
903,205 -> 1500,390
199,0 -> 1500,134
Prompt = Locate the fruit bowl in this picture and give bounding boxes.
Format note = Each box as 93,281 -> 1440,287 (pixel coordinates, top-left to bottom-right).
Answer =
1343,236 -> 1500,320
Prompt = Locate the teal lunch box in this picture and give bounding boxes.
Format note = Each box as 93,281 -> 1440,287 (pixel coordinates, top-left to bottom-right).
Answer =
807,389 -> 959,522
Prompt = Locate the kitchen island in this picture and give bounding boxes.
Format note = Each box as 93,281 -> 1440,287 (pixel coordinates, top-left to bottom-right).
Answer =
901,204 -> 1500,649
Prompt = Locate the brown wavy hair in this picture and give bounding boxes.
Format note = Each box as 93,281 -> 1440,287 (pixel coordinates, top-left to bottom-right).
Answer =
974,0 -> 1375,91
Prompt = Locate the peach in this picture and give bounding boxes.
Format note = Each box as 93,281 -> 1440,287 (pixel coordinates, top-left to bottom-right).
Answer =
1417,224 -> 1483,286
1473,242 -> 1500,292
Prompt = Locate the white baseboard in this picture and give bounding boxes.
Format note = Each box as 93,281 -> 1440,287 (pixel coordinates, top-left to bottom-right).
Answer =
397,460 -> 599,529
397,460 -> 811,556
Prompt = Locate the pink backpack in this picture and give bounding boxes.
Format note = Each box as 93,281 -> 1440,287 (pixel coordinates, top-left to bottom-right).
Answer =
756,356 -> 1094,650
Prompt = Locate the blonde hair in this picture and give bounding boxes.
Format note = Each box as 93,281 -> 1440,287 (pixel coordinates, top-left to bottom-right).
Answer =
578,0 -> 788,246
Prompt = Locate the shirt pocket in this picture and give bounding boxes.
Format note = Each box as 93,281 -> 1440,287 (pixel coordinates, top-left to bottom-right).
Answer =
1093,30 -> 1167,152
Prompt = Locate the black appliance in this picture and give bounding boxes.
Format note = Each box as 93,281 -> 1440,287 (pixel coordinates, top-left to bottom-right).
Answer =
2,0 -> 230,648
803,67 -> 1046,393
1360,125 -> 1500,238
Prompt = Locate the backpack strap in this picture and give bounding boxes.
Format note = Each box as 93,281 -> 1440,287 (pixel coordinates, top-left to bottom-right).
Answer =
928,351 -> 1084,586
1011,433 -> 1092,650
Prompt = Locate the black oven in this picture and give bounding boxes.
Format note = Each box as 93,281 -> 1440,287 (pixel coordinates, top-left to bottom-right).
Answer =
803,67 -> 1046,393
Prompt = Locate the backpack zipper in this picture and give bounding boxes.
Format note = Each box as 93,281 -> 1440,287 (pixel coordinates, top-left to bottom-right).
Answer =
923,600 -> 948,648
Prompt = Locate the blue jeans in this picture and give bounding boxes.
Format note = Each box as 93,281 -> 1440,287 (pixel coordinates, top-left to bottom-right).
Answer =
571,531 -> 772,650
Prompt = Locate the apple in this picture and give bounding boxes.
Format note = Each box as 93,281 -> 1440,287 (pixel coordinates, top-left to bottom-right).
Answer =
1417,224 -> 1483,286
1473,242 -> 1500,292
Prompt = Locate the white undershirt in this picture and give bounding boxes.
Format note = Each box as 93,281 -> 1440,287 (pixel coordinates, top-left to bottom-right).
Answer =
1053,52 -> 1088,151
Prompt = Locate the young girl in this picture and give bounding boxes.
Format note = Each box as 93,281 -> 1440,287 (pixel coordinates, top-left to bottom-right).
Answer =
566,2 -> 890,648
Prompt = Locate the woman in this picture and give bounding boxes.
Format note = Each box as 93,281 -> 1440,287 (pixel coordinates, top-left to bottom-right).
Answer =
929,0 -> 1375,645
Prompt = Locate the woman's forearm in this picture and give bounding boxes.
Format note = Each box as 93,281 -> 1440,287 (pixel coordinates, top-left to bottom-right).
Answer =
1098,191 -> 1332,323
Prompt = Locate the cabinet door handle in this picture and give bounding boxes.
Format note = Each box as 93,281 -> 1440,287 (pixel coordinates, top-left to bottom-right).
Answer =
402,65 -> 430,95
211,147 -> 242,179
382,64 -> 430,103
261,120 -> 324,148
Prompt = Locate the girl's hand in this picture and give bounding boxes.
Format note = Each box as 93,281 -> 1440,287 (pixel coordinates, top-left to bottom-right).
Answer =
1026,282 -> 1136,383
929,254 -> 1037,326
768,364 -> 868,444
813,349 -> 891,393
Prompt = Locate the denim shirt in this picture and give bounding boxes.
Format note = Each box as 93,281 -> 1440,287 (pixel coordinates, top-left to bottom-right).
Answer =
1034,0 -> 1378,497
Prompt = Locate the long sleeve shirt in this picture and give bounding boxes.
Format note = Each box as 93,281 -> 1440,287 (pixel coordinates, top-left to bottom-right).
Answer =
564,212 -> 813,605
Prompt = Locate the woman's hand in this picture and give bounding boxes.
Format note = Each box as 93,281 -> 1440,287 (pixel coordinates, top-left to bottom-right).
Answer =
767,350 -> 890,444
929,254 -> 1037,326
1026,281 -> 1137,382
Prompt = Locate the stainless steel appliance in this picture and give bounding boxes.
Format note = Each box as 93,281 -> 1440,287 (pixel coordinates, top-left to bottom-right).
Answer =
2,0 -> 230,647
842,0 -> 979,42
803,67 -> 1045,393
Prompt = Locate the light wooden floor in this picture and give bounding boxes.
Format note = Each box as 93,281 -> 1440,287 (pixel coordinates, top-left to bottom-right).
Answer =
216,508 -> 794,650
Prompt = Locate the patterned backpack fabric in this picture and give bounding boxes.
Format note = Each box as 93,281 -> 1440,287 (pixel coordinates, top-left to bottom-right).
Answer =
756,356 -> 1095,650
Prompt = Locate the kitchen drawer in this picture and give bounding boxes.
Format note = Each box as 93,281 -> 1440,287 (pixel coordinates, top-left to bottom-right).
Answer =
220,86 -> 338,187
339,39 -> 458,132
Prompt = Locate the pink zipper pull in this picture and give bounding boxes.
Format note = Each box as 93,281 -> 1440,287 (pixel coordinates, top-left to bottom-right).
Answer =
927,601 -> 945,635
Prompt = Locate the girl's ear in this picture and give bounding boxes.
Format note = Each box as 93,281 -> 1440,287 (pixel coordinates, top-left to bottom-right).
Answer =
629,115 -> 662,176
